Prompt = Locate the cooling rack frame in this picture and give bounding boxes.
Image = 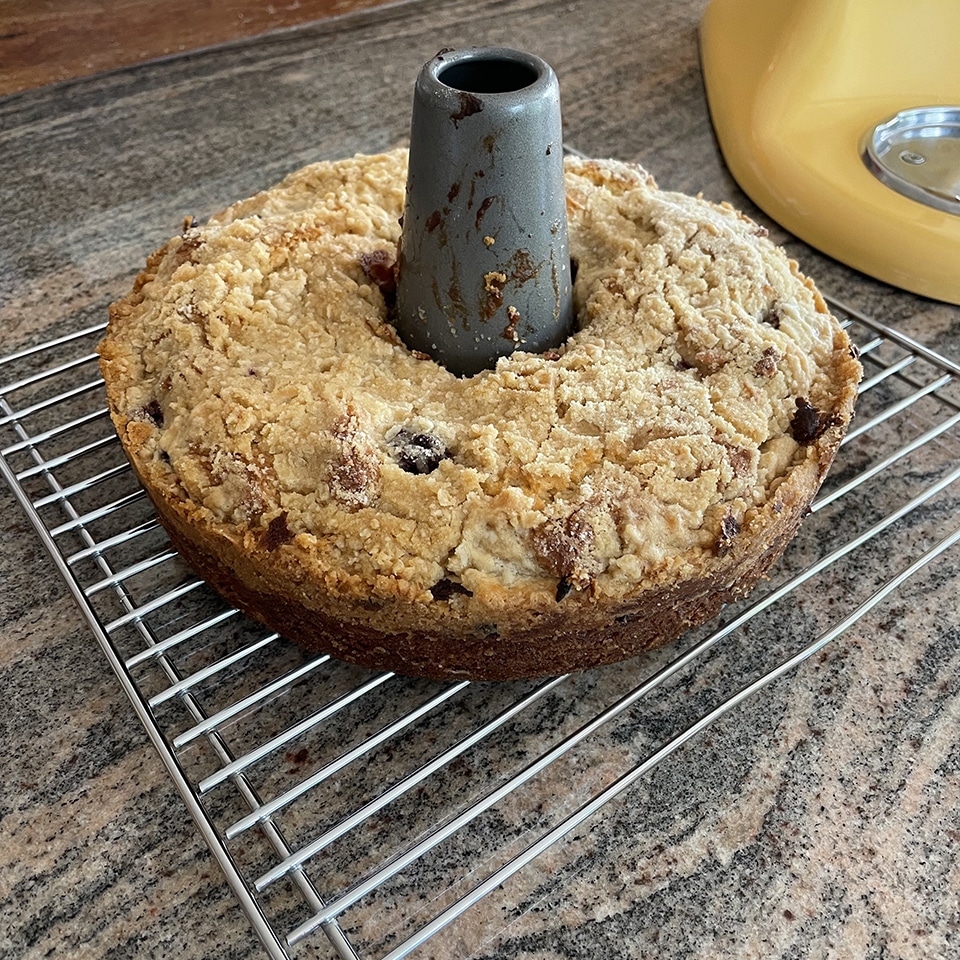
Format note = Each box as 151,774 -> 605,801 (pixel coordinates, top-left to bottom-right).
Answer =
2,294 -> 959,960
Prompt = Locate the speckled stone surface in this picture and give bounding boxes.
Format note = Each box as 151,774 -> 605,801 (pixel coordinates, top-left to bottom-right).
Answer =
1,0 -> 959,958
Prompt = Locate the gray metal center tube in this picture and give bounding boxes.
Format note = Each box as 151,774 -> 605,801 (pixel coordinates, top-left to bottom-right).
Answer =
395,47 -> 575,377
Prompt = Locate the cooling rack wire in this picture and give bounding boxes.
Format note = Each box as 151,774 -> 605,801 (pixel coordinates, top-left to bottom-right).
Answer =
2,295 -> 959,960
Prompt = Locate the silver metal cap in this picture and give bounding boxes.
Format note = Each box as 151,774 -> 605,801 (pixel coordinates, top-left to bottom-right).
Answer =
861,106 -> 960,216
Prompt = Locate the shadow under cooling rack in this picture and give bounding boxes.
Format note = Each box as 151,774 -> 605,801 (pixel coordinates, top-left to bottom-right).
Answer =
2,295 -> 960,959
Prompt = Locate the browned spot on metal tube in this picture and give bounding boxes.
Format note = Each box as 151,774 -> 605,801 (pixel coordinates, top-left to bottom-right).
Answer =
509,248 -> 539,284
482,271 -> 507,318
475,196 -> 494,230
451,92 -> 483,126
502,305 -> 521,341
448,276 -> 466,321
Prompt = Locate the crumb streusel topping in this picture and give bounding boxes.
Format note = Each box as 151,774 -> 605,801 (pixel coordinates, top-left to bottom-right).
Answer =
101,149 -> 860,618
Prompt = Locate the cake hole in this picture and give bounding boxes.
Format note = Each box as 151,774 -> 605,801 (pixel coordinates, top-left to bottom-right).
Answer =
430,578 -> 473,601
438,57 -> 539,94
138,399 -> 164,427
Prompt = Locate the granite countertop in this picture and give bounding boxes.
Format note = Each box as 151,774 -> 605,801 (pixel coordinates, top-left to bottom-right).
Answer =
2,0 -> 959,957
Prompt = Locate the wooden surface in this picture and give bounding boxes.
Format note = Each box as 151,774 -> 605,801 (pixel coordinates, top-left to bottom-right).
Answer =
0,0 -> 396,96
2,1 -> 959,958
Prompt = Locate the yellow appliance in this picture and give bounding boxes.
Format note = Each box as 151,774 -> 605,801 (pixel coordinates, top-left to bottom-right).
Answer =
700,0 -> 960,305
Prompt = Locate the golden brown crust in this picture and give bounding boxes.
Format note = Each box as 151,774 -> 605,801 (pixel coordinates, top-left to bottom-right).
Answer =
100,150 -> 861,680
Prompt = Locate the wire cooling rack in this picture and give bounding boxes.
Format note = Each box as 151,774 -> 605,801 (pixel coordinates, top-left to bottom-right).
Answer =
2,295 -> 960,959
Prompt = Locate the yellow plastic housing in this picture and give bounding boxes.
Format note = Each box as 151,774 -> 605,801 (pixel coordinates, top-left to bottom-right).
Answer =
700,0 -> 960,304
